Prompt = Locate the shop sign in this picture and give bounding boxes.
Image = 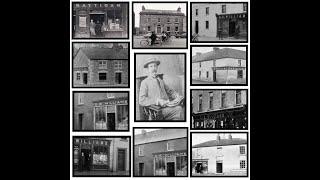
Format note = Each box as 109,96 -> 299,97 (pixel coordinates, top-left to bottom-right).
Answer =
154,151 -> 187,158
75,3 -> 121,8
79,16 -> 87,27
96,99 -> 128,106
212,66 -> 246,70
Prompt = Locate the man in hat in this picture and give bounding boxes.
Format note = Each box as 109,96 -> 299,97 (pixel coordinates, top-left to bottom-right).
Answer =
139,57 -> 184,120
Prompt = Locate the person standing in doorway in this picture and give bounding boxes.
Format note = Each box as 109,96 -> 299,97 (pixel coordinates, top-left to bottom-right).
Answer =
95,20 -> 101,37
90,19 -> 96,36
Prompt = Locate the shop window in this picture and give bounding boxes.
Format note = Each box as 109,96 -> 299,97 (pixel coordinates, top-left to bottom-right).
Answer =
236,90 -> 242,105
167,26 -> 170,32
237,70 -> 243,79
221,91 -> 226,108
76,72 -> 81,80
167,141 -> 175,151
199,94 -> 202,112
114,60 -> 122,69
240,146 -> 246,154
206,7 -> 209,15
243,3 -> 248,12
176,156 -> 187,176
99,60 -> 107,69
138,145 -> 144,156
175,26 -> 178,31
240,160 -> 246,169
205,21 -> 209,29
155,155 -> 166,176
222,5 -> 226,13
195,9 -> 198,16
209,92 -> 213,109
78,93 -> 84,105
93,145 -> 108,166
99,72 -> 107,81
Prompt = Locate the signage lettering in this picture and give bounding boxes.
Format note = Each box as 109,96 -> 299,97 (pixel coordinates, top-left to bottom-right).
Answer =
75,3 -> 121,8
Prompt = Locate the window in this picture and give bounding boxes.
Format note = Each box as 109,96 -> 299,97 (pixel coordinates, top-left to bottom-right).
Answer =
237,70 -> 243,79
238,60 -> 242,66
243,3 -> 247,12
222,5 -> 226,13
175,18 -> 178,22
167,17 -> 170,22
147,26 -> 151,31
114,60 -> 122,69
206,7 -> 209,15
206,71 -> 209,78
99,60 -> 107,68
158,18 -> 160,22
221,91 -> 226,108
199,62 -> 201,67
240,146 -> 246,154
240,160 -> 246,169
78,93 -> 84,105
76,72 -> 81,80
236,90 -> 241,105
213,60 -> 216,67
175,26 -> 178,31
94,106 -> 106,130
138,145 -> 144,156
209,92 -> 213,109
155,155 -> 166,175
199,71 -> 201,78
99,72 -> 107,81
176,156 -> 187,176
199,94 -> 202,112
195,9 -> 198,16
167,141 -> 174,151
205,21 -> 209,29
167,26 -> 170,31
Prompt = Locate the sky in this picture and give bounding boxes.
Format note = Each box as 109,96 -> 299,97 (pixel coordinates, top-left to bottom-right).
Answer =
133,3 -> 187,27
192,46 -> 247,56
134,128 -> 159,135
192,133 -> 247,146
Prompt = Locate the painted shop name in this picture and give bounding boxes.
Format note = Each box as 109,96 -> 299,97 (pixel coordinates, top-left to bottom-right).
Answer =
74,3 -> 121,8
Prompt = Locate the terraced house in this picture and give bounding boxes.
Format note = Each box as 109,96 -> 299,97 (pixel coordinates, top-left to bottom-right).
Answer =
73,43 -> 129,87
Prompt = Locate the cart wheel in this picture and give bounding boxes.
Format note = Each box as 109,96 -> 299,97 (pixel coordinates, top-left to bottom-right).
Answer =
140,40 -> 148,46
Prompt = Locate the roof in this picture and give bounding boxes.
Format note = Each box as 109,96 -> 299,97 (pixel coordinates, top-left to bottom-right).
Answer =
135,129 -> 187,145
79,47 -> 129,60
140,9 -> 185,16
192,48 -> 246,63
192,138 -> 247,148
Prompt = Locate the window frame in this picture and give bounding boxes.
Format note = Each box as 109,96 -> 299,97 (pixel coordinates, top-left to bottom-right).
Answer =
240,160 -> 246,169
209,92 -> 213,109
205,21 -> 209,29
221,91 -> 226,108
98,72 -> 107,81
199,94 -> 202,112
195,9 -> 198,16
240,145 -> 246,154
78,93 -> 84,105
167,141 -> 174,151
206,7 -> 209,15
138,145 -> 144,156
76,72 -> 81,81
222,5 -> 226,13
98,60 -> 108,69
236,90 -> 242,105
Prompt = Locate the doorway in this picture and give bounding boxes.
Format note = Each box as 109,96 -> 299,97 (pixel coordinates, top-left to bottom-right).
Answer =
138,163 -> 144,176
107,113 -> 115,130
216,162 -> 223,173
157,26 -> 161,34
117,149 -> 126,171
83,73 -> 88,84
167,162 -> 175,176
213,70 -> 216,82
81,149 -> 91,171
90,13 -> 105,37
115,72 -> 122,84
78,113 -> 83,130
195,21 -> 199,34
229,20 -> 236,36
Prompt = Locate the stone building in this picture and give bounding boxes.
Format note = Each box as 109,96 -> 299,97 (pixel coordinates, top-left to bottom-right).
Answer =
191,90 -> 247,129
139,5 -> 185,35
73,43 -> 129,87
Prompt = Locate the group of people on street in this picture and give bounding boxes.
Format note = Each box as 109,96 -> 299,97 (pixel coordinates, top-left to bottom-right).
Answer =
78,152 -> 91,172
90,19 -> 108,37
149,31 -> 171,45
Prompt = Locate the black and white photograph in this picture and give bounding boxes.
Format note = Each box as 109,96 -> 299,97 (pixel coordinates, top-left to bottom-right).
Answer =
73,91 -> 129,131
191,132 -> 248,177
72,42 -> 129,88
134,53 -> 186,121
132,2 -> 187,48
191,89 -> 248,130
73,136 -> 131,177
72,2 -> 129,39
191,45 -> 247,85
133,128 -> 188,177
191,2 -> 248,42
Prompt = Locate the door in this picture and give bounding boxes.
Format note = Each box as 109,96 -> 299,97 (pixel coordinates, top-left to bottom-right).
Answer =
115,72 -> 122,84
229,20 -> 236,36
167,162 -> 175,176
83,73 -> 88,84
138,163 -> 144,176
78,113 -> 83,130
213,70 -> 216,82
195,21 -> 199,34
81,149 -> 91,171
216,162 -> 223,173
117,149 -> 126,171
107,113 -> 115,130
157,26 -> 161,34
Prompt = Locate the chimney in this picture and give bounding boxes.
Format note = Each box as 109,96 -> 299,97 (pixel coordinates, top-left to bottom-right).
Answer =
216,134 -> 221,141
228,134 -> 232,140
177,7 -> 181,12
141,129 -> 147,135
142,5 -> 145,10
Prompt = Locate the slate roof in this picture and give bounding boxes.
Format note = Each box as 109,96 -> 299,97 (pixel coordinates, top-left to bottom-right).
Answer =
135,129 -> 187,145
192,138 -> 247,148
192,48 -> 246,63
80,47 -> 129,60
140,9 -> 185,16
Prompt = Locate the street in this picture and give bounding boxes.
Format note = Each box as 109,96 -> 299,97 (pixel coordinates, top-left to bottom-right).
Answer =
192,79 -> 246,85
194,35 -> 247,42
74,170 -> 129,176
133,35 -> 187,48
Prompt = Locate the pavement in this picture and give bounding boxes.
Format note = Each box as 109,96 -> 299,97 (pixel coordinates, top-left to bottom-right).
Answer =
195,35 -> 247,42
133,35 -> 187,48
192,79 -> 246,85
192,172 -> 247,176
74,170 -> 129,176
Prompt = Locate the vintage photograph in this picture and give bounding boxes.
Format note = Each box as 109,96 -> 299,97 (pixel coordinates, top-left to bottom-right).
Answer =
73,136 -> 130,177
72,2 -> 129,39
191,89 -> 247,130
72,42 -> 129,88
73,91 -> 129,131
191,132 -> 248,177
191,2 -> 248,42
132,2 -> 187,48
191,46 -> 247,85
133,128 -> 188,177
134,53 -> 186,121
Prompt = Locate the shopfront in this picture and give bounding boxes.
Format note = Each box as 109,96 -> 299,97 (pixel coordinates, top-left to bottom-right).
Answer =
73,2 -> 128,38
192,159 -> 209,174
73,138 -> 111,171
193,105 -> 247,129
93,97 -> 128,130
153,150 -> 187,176
216,13 -> 247,39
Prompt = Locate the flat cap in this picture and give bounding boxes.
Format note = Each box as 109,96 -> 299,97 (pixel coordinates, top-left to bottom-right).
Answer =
143,57 -> 160,68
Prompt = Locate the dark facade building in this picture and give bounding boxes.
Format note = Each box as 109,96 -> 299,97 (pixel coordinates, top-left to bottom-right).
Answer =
191,90 -> 247,130
134,128 -> 188,177
72,2 -> 128,38
73,43 -> 129,87
139,5 -> 185,35
73,137 -> 130,176
73,92 -> 129,131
